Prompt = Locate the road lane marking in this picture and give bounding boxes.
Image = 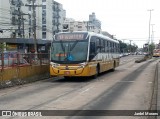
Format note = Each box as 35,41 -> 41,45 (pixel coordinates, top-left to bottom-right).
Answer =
118,81 -> 135,83
79,86 -> 94,94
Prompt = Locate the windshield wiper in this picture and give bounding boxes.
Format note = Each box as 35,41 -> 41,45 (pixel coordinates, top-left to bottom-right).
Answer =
60,40 -> 68,61
70,40 -> 78,52
60,40 -> 65,52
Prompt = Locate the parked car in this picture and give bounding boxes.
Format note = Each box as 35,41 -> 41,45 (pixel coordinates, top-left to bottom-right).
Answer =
119,53 -> 124,58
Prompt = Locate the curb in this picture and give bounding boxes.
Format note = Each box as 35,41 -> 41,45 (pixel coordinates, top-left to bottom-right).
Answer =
157,61 -> 160,119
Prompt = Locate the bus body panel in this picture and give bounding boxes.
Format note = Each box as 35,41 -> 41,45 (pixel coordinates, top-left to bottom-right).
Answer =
50,64 -> 92,77
50,58 -> 119,77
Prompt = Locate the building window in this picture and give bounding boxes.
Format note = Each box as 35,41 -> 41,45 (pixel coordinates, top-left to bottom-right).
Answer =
42,5 -> 46,9
29,28 -> 31,33
42,25 -> 46,31
42,18 -> 46,24
42,32 -> 46,39
29,19 -> 31,25
42,10 -> 46,16
29,6 -> 31,11
42,0 -> 46,2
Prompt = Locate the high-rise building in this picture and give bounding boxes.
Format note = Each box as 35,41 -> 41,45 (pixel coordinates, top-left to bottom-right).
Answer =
27,0 -> 55,40
63,18 -> 87,32
89,12 -> 101,29
0,0 -> 29,38
53,1 -> 66,35
63,12 -> 102,34
0,0 -> 66,40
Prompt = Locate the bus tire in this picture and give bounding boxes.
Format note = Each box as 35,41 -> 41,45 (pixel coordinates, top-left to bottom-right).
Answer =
111,61 -> 116,71
93,65 -> 99,79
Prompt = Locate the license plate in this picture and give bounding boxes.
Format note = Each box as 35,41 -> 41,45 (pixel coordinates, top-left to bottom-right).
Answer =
65,71 -> 70,75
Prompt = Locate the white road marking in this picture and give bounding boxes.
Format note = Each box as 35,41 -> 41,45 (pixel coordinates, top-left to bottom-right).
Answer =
119,81 -> 135,83
79,86 -> 94,94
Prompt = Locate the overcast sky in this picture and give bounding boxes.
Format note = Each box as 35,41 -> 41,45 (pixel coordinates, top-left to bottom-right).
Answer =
57,0 -> 160,47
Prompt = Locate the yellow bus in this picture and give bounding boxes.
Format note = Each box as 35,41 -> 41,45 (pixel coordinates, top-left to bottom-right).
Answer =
50,31 -> 120,79
153,49 -> 160,57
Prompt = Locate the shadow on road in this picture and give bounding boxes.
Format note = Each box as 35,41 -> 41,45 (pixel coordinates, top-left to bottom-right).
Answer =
43,69 -> 117,83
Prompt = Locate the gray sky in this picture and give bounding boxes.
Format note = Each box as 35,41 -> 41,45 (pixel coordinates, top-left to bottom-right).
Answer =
57,0 -> 160,48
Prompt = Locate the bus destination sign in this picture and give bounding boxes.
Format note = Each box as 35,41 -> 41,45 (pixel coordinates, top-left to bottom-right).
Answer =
56,34 -> 85,40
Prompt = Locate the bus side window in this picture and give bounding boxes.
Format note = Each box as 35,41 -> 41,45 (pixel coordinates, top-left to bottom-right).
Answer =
89,42 -> 96,60
90,42 -> 96,54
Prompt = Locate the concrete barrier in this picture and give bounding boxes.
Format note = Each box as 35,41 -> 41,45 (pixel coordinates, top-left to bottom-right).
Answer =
0,65 -> 50,88
135,55 -> 152,63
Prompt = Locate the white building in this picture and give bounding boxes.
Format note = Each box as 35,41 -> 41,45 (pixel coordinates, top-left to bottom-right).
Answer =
53,1 -> 66,35
62,12 -> 101,33
26,0 -> 55,40
84,21 -> 101,33
63,18 -> 87,32
0,0 -> 29,38
89,12 -> 101,29
0,0 -> 66,40
63,18 -> 101,33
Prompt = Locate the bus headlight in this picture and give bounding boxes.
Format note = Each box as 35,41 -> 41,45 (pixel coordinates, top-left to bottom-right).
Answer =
50,62 -> 60,68
80,62 -> 87,68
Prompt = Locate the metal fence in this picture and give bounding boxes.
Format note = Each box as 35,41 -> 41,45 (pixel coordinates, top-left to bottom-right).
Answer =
0,52 -> 50,70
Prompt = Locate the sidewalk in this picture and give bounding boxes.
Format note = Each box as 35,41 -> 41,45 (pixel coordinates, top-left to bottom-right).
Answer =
157,60 -> 160,119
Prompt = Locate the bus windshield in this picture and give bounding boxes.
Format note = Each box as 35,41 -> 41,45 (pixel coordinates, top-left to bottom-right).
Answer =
51,40 -> 88,64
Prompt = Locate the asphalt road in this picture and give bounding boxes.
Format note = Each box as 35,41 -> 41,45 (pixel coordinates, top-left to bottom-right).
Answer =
0,55 -> 159,119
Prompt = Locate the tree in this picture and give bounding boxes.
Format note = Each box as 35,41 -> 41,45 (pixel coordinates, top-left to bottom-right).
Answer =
119,40 -> 138,53
149,43 -> 155,55
119,40 -> 127,53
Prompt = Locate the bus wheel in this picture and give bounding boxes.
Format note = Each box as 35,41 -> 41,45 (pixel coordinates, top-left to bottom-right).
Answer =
111,61 -> 116,71
93,66 -> 99,79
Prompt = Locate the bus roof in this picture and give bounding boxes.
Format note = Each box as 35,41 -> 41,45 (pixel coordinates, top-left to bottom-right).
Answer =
55,31 -> 119,43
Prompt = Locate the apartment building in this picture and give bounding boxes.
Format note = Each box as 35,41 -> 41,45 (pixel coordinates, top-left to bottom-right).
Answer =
63,12 -> 101,33
84,21 -> 101,33
0,0 -> 29,38
53,1 -> 66,35
63,18 -> 86,32
0,0 -> 65,40
28,0 -> 65,39
89,12 -> 101,29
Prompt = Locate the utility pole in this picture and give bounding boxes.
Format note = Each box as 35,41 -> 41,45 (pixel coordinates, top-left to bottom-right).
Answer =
147,9 -> 154,54
17,0 -> 22,37
12,0 -> 29,38
20,13 -> 30,38
25,0 -> 42,57
151,24 -> 155,44
32,0 -> 37,55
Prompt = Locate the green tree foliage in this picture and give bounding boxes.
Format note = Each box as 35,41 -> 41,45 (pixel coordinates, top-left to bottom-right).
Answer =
0,43 -> 5,52
119,40 -> 138,53
149,43 -> 155,55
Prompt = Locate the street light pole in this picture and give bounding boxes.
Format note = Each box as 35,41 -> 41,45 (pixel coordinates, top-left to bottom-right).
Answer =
147,9 -> 154,54
151,24 -> 155,44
